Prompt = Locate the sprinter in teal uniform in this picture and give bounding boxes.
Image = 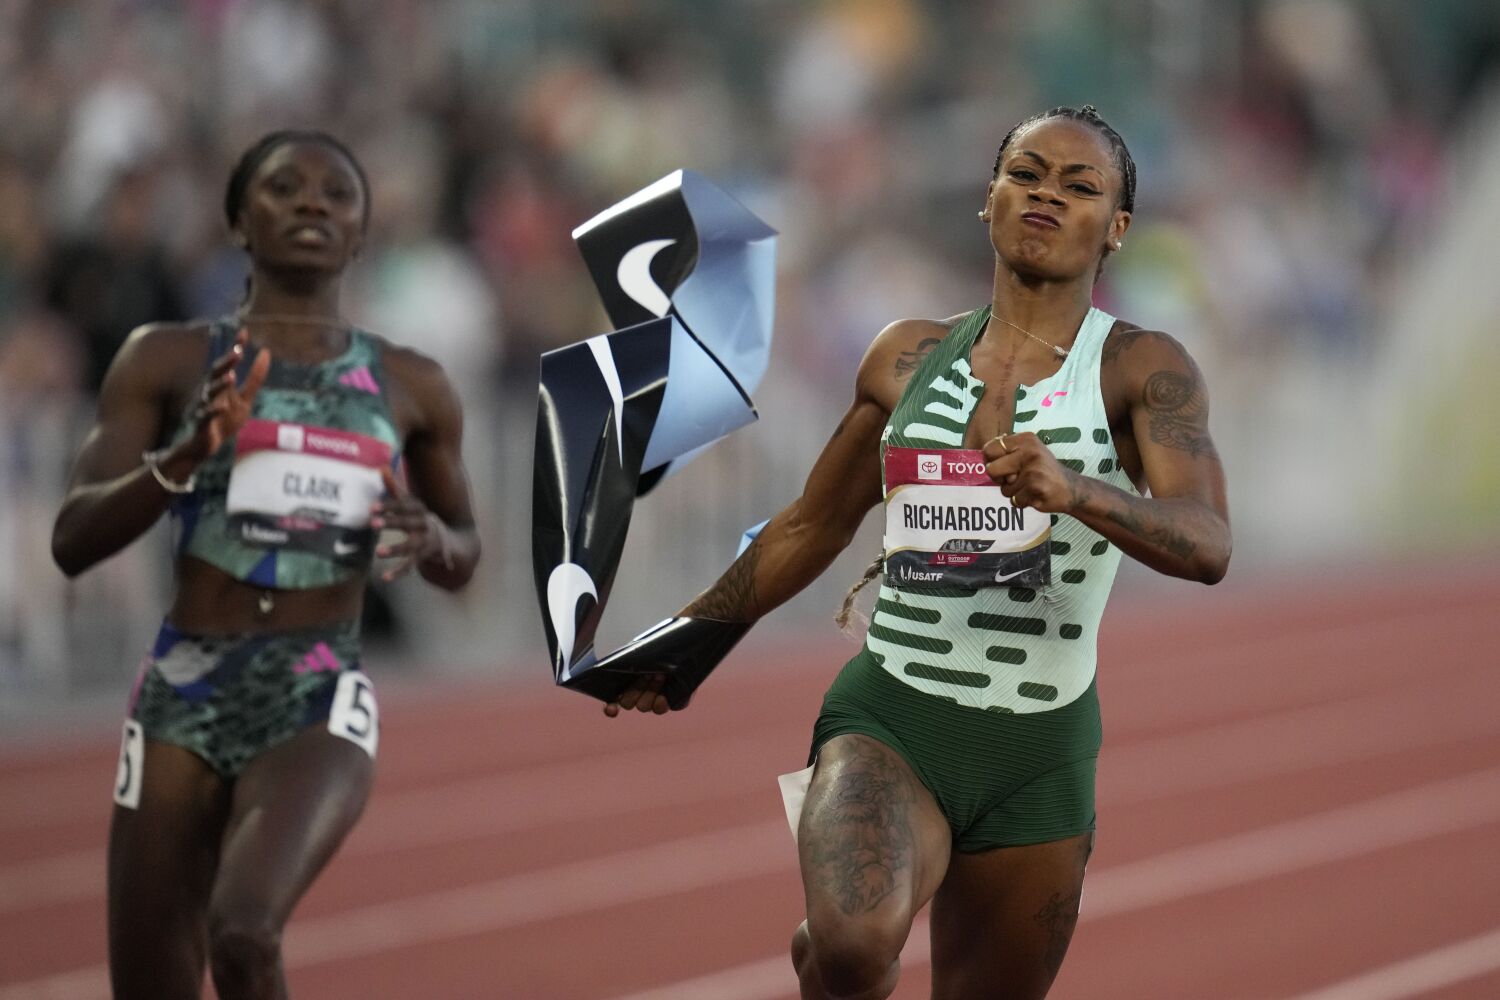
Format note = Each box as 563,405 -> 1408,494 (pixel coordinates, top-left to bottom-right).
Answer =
52,131 -> 481,1000
607,106 -> 1231,999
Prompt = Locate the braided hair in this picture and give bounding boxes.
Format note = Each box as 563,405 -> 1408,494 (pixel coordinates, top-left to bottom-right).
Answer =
224,129 -> 371,232
991,105 -> 1135,214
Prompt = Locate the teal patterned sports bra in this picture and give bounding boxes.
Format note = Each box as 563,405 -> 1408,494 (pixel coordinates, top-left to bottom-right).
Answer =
170,320 -> 402,590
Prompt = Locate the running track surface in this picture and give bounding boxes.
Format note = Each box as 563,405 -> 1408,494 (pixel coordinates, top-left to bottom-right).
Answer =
2,565 -> 1499,999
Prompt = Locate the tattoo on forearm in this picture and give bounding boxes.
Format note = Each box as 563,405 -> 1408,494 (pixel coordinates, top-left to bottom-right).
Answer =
1066,474 -> 1094,514
894,338 -> 941,381
1104,501 -> 1198,560
1143,370 -> 1217,458
805,742 -> 915,914
683,535 -> 762,620
1034,890 -> 1082,980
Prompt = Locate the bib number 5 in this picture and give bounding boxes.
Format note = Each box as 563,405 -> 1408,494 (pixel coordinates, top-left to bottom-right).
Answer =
328,671 -> 379,758
114,720 -> 144,809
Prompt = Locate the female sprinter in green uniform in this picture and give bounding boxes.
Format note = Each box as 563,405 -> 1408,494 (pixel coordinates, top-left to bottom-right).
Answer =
52,131 -> 481,1000
608,106 -> 1231,999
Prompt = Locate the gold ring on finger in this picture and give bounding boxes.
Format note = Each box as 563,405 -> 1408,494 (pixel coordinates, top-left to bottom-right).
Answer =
997,434 -> 1010,453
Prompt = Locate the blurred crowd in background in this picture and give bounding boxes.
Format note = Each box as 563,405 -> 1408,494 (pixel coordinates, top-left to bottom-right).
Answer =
1,0 -> 1498,696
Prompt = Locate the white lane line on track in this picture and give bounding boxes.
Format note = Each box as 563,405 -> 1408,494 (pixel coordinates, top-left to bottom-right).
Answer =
0,725 -> 805,914
4,592 -> 1489,822
1082,762 -> 1500,917
12,764 -> 1500,999
611,927 -> 935,1000
1101,660 -> 1500,805
286,819 -> 793,966
0,819 -> 794,1000
1289,925 -> 1500,1000
0,849 -> 99,915
600,763 -> 1500,1000
8,647 -> 1500,916
1111,591 -> 1499,683
0,721 -> 806,834
0,967 -> 107,1000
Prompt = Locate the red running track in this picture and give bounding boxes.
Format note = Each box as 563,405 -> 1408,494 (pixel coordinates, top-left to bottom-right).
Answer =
2,566 -> 1499,999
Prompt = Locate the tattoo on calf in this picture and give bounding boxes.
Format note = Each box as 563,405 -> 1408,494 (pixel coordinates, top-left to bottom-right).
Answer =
1143,370 -> 1217,459
683,536 -> 762,621
806,744 -> 916,915
894,338 -> 941,381
1033,890 -> 1082,980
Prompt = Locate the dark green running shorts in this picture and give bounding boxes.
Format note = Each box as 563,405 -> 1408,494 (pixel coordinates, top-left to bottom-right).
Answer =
810,648 -> 1101,852
126,619 -> 374,780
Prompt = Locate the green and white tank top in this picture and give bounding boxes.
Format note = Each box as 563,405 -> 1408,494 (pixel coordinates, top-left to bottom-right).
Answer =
169,320 -> 402,589
866,305 -> 1137,713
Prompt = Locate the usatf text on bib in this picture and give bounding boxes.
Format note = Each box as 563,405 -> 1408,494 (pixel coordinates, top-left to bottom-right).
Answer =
882,446 -> 1050,590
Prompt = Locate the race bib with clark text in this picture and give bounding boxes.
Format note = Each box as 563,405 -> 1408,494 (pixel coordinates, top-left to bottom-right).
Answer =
226,419 -> 392,566
883,446 -> 1050,590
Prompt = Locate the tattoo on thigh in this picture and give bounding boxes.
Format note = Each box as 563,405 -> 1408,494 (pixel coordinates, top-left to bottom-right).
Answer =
806,745 -> 917,915
1033,890 -> 1082,980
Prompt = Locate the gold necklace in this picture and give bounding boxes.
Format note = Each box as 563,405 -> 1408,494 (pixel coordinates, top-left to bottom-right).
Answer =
990,312 -> 1070,359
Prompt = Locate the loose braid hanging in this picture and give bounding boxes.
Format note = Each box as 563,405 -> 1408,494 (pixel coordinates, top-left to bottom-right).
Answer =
835,550 -> 885,632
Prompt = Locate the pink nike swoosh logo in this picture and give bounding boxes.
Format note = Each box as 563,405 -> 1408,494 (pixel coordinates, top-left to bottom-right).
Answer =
1042,390 -> 1069,407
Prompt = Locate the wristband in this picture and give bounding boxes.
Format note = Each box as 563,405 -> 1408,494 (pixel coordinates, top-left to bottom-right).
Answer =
142,449 -> 196,494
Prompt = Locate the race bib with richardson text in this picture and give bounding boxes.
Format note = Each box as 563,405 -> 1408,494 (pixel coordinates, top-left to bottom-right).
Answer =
226,419 -> 392,566
883,446 -> 1050,590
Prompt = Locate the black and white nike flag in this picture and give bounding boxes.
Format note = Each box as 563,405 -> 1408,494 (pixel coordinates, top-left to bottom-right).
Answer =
532,170 -> 776,707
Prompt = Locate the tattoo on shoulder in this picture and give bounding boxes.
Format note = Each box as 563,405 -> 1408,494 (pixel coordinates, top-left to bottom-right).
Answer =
683,535 -> 762,621
1100,325 -> 1155,366
1143,369 -> 1217,459
1102,326 -> 1201,370
893,338 -> 941,381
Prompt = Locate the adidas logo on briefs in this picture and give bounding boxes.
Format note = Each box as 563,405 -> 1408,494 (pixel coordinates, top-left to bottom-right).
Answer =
293,642 -> 342,674
338,366 -> 380,394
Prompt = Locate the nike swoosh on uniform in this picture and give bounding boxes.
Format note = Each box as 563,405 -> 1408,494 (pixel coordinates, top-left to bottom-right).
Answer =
993,568 -> 1031,583
616,239 -> 676,318
333,540 -> 360,556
